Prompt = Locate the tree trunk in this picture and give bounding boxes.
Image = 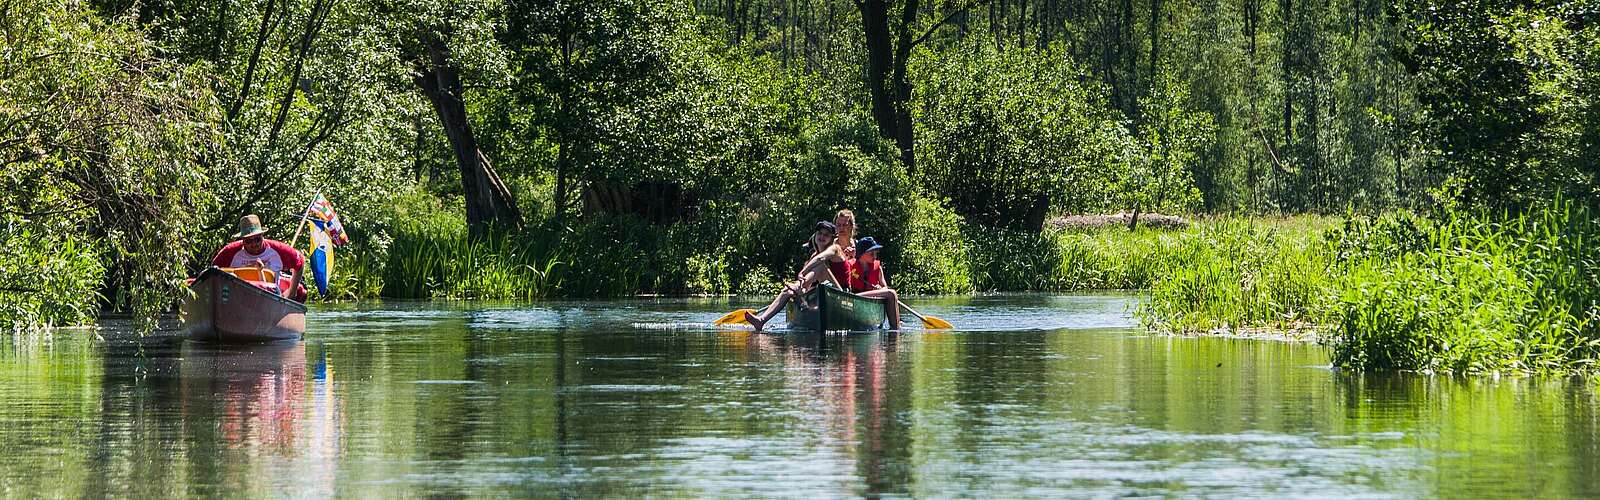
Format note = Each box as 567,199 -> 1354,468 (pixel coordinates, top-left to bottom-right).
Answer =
1149,0 -> 1159,80
860,0 -> 920,173
862,0 -> 898,142
891,0 -> 918,173
552,32 -> 577,227
415,28 -> 524,237
1025,195 -> 1049,232
1119,0 -> 1138,120
553,125 -> 572,226
1246,0 -> 1259,208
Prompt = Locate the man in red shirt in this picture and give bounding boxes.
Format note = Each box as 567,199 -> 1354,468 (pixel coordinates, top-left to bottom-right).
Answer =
210,214 -> 308,301
847,236 -> 900,329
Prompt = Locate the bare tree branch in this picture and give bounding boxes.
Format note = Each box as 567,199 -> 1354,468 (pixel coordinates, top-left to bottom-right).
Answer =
230,0 -> 283,122
911,0 -> 988,48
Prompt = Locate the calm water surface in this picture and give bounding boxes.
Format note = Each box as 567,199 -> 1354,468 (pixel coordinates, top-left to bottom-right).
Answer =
2,294 -> 1597,497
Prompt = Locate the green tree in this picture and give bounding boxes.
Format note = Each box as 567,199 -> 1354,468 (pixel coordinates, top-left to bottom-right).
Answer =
505,0 -> 697,225
1120,70 -> 1210,228
1396,0 -> 1599,209
915,40 -> 1127,231
1,0 -> 222,328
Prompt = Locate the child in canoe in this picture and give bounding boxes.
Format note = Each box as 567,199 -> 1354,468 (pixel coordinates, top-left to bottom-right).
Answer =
847,236 -> 901,330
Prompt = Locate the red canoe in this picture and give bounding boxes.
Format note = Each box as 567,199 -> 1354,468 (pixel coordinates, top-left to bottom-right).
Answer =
181,267 -> 306,343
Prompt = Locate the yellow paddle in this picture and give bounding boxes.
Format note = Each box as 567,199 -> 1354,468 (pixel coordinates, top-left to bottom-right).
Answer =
713,307 -> 765,326
899,301 -> 953,329
716,302 -> 952,330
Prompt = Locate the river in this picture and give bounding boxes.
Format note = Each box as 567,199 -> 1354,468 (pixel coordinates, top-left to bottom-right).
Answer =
0,294 -> 1595,497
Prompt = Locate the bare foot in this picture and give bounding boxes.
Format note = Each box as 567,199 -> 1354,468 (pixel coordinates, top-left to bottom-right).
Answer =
746,312 -> 767,332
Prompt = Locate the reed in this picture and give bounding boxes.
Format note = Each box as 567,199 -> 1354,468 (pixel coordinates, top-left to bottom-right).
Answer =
1135,217 -> 1338,334
1330,201 -> 1600,374
378,213 -> 563,300
1127,204 -> 1600,374
960,215 -> 1335,296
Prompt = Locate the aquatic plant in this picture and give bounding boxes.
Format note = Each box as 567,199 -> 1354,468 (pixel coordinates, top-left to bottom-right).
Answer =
378,206 -> 563,301
1330,201 -> 1600,374
1136,217 -> 1338,335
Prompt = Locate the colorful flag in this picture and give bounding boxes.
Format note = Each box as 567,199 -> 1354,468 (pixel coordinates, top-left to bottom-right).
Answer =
305,193 -> 349,295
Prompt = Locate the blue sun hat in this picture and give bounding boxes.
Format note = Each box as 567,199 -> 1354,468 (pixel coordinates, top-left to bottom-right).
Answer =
856,236 -> 884,256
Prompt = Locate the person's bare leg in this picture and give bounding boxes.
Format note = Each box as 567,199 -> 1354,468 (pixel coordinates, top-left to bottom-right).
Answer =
750,262 -> 831,331
860,288 -> 902,329
749,284 -> 798,331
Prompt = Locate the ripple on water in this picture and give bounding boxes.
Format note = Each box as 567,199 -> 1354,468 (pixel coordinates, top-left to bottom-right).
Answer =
559,384 -> 687,394
467,308 -> 566,329
910,416 -> 1433,498
8,294 -> 1581,498
309,308 -> 462,331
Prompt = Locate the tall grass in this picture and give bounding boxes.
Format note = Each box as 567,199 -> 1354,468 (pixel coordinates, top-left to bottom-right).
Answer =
1128,217 -> 1337,334
1125,203 -> 1600,374
1330,202 -> 1600,374
959,216 -> 1336,298
377,206 -> 563,300
360,194 -> 566,298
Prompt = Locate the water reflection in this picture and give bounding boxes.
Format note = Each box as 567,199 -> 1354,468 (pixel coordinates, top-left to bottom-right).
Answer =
34,335 -> 342,497
181,342 -> 305,448
1,297 -> 1599,497
742,332 -> 911,496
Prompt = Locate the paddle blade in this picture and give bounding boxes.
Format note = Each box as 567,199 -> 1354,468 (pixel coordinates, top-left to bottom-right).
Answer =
919,314 -> 953,330
713,309 -> 757,326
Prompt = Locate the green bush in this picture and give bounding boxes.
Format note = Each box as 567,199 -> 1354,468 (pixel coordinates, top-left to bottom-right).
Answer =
966,227 -> 1062,291
894,195 -> 972,294
736,265 -> 782,296
1137,218 -> 1338,334
1052,228 -> 1187,290
684,253 -> 731,295
0,217 -> 104,329
914,38 -> 1128,230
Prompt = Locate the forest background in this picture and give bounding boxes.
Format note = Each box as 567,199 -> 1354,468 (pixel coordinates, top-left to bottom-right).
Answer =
2,0 -> 1596,372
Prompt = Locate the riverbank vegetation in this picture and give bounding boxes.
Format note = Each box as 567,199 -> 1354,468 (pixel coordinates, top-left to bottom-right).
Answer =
3,0 -> 1597,373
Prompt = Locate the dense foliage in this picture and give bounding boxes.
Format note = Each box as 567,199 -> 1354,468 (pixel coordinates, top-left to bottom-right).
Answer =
2,0 -> 1597,375
1331,202 -> 1600,373
1131,205 -> 1600,374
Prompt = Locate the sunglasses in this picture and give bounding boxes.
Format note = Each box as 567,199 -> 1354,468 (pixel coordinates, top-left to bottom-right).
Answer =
244,236 -> 264,244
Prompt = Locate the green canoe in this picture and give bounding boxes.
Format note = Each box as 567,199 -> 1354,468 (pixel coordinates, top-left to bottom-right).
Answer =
784,284 -> 889,331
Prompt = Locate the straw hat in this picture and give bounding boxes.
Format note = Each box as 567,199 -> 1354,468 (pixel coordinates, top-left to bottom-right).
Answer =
233,214 -> 269,240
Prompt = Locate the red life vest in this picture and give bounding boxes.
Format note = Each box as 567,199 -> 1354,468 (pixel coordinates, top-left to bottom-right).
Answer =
848,259 -> 884,292
210,239 -> 308,301
827,258 -> 851,287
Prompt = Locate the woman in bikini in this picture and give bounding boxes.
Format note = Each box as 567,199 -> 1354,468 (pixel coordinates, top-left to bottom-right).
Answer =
746,221 -> 851,331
